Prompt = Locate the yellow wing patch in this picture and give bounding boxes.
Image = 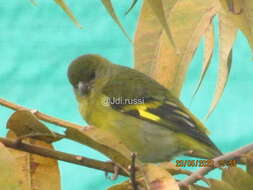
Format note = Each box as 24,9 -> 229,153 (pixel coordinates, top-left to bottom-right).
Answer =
122,102 -> 161,121
138,109 -> 160,121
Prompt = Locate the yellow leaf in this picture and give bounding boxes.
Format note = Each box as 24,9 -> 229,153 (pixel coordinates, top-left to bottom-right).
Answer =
239,0 -> 253,50
217,0 -> 253,50
7,131 -> 61,190
134,0 -> 216,97
206,9 -> 236,118
224,0 -> 242,14
65,127 -> 139,173
134,0 -> 177,76
0,142 -> 25,190
189,184 -> 210,190
107,179 -> 141,190
7,110 -> 63,143
101,0 -> 132,42
246,151 -> 253,176
142,164 -> 179,190
146,0 -> 175,47
192,23 -> 215,99
222,167 -> 253,189
208,178 -> 235,190
159,162 -> 191,176
54,0 -> 82,28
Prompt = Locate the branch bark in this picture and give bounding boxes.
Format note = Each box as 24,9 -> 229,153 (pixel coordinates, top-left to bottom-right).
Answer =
179,143 -> 253,187
0,98 -> 82,130
2,98 -> 253,188
0,136 -> 128,176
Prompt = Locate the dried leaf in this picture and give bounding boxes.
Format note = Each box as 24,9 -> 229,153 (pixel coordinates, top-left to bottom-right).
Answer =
192,23 -> 215,99
7,131 -> 61,190
189,184 -> 210,190
239,1 -> 253,50
101,0 -> 132,42
159,162 -> 191,176
135,0 -> 216,97
222,167 -> 253,189
7,110 -> 63,143
65,127 -> 139,173
0,142 -> 25,190
246,151 -> 253,176
107,181 -> 133,190
208,178 -> 235,190
218,0 -> 253,51
54,0 -> 82,28
225,0 -> 242,14
146,0 -> 175,47
125,0 -> 138,15
142,164 -> 179,190
134,0 -> 177,77
206,10 -> 236,118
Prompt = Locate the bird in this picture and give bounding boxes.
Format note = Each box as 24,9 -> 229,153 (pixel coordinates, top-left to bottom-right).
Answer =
67,54 -> 222,163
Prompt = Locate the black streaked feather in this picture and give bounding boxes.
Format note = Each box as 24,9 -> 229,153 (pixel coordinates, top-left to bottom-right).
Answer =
102,64 -> 221,153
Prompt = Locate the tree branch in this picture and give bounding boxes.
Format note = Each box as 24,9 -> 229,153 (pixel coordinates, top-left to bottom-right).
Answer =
0,136 -> 128,176
0,98 -> 83,130
179,143 -> 253,187
2,98 -> 253,188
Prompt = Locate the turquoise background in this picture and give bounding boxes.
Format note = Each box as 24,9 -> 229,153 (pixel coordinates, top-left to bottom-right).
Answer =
0,0 -> 252,189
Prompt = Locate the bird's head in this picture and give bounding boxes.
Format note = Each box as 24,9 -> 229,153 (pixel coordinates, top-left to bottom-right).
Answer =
67,54 -> 110,96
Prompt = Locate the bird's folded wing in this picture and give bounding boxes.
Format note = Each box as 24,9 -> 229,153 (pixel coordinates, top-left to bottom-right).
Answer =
109,97 -> 217,149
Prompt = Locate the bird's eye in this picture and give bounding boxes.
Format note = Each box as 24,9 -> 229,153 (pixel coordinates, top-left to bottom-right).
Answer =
90,72 -> 96,80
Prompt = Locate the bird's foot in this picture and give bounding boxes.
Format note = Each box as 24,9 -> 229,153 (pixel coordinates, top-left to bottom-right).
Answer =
105,161 -> 120,180
82,125 -> 94,131
30,109 -> 38,114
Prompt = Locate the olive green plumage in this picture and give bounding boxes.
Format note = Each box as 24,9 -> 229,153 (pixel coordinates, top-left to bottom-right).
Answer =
68,54 -> 222,162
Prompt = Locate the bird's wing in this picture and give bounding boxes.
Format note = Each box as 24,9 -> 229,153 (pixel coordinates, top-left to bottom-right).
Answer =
102,67 -> 218,150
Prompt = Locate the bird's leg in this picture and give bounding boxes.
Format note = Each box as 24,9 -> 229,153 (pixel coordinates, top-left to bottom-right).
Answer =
105,161 -> 120,180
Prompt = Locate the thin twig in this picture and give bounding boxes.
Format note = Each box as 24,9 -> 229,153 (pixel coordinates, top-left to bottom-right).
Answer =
0,98 -> 83,130
0,137 -> 128,176
2,98 -> 253,187
179,143 -> 253,187
130,152 -> 138,190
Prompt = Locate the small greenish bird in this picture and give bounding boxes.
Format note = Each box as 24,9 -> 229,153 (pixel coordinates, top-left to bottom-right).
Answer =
68,54 -> 222,162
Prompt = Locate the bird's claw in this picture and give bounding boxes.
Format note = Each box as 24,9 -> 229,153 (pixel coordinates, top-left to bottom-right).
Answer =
105,162 -> 120,180
82,125 -> 94,131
